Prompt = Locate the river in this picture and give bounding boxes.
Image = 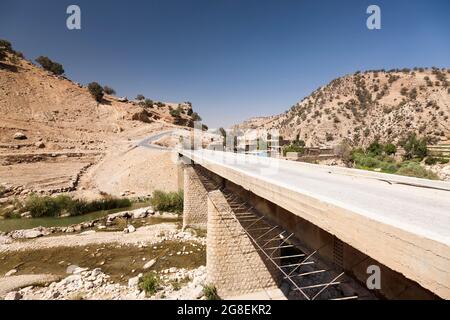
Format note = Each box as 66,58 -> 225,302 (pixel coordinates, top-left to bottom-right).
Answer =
0,202 -> 150,233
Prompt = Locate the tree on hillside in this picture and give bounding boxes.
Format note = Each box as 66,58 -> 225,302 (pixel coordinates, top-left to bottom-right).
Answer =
103,86 -> 116,95
35,56 -> 64,75
0,39 -> 12,61
400,133 -> 428,160
144,99 -> 153,108
136,94 -> 145,101
170,109 -> 180,118
88,82 -> 104,103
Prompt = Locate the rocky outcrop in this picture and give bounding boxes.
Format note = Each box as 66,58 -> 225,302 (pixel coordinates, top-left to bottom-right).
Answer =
4,266 -> 207,300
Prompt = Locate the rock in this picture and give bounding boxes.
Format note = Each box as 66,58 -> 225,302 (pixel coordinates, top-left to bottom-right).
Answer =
5,269 -> 17,277
13,132 -> 27,140
73,267 -> 89,275
4,291 -> 22,300
35,141 -> 45,148
143,259 -> 156,270
23,229 -> 43,239
127,225 -> 136,233
132,208 -> 148,219
20,211 -> 32,219
193,286 -> 204,299
0,235 -> 12,245
66,227 -> 75,233
123,228 -> 129,234
91,268 -> 102,277
128,274 -> 142,288
66,265 -> 80,274
79,230 -> 96,236
84,282 -> 94,290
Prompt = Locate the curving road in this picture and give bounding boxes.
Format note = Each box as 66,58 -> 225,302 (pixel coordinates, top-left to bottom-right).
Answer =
137,130 -> 174,150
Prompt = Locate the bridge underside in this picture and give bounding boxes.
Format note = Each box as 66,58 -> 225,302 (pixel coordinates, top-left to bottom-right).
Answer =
181,161 -> 439,300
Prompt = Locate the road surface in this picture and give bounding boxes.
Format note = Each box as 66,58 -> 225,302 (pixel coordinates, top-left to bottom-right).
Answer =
181,149 -> 450,246
137,131 -> 173,150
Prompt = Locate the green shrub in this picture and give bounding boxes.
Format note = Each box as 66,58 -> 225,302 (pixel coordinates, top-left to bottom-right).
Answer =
367,141 -> 383,156
25,194 -> 61,217
400,133 -> 428,160
170,108 -> 181,118
136,94 -> 145,101
68,197 -> 131,216
384,143 -> 397,156
139,273 -> 160,295
0,39 -> 12,61
202,284 -> 220,300
425,157 -> 439,165
150,190 -> 183,213
143,99 -> 153,108
35,56 -> 64,75
24,194 -> 131,218
425,157 -> 449,165
283,144 -> 305,157
397,162 -> 439,180
88,82 -> 104,102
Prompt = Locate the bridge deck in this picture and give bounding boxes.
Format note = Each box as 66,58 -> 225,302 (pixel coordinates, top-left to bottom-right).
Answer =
180,150 -> 450,298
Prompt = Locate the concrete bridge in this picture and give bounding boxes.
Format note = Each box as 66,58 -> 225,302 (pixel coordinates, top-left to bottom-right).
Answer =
178,149 -> 450,300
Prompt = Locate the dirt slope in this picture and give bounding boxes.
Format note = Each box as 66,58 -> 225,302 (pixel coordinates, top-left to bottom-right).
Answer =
0,50 -> 192,197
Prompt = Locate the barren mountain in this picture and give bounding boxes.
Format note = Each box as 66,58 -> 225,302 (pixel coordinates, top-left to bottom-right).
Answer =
235,68 -> 450,147
0,47 -> 195,198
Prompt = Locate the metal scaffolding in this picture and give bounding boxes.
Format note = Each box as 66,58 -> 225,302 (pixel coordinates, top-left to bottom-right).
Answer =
196,168 -> 369,300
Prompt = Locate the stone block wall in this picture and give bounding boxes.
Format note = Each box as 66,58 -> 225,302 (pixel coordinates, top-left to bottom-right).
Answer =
206,190 -> 281,298
182,165 -> 209,230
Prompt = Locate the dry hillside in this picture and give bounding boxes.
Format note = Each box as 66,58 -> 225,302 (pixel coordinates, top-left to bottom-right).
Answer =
235,68 -> 450,147
0,45 -> 196,198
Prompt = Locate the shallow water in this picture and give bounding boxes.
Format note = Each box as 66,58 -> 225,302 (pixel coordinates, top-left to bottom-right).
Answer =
0,202 -> 151,233
0,241 -> 206,284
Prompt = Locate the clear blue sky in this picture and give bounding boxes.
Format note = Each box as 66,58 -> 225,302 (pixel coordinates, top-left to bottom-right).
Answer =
1,0 -> 449,128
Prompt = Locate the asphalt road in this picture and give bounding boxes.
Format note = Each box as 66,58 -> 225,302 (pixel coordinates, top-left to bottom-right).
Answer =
137,131 -> 173,150
182,150 -> 450,245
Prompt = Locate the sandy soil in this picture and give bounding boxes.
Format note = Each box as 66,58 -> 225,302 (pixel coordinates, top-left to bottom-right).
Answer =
80,145 -> 179,199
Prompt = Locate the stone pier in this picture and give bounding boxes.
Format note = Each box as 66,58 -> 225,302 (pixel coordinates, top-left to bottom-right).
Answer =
206,190 -> 281,298
182,165 -> 209,230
